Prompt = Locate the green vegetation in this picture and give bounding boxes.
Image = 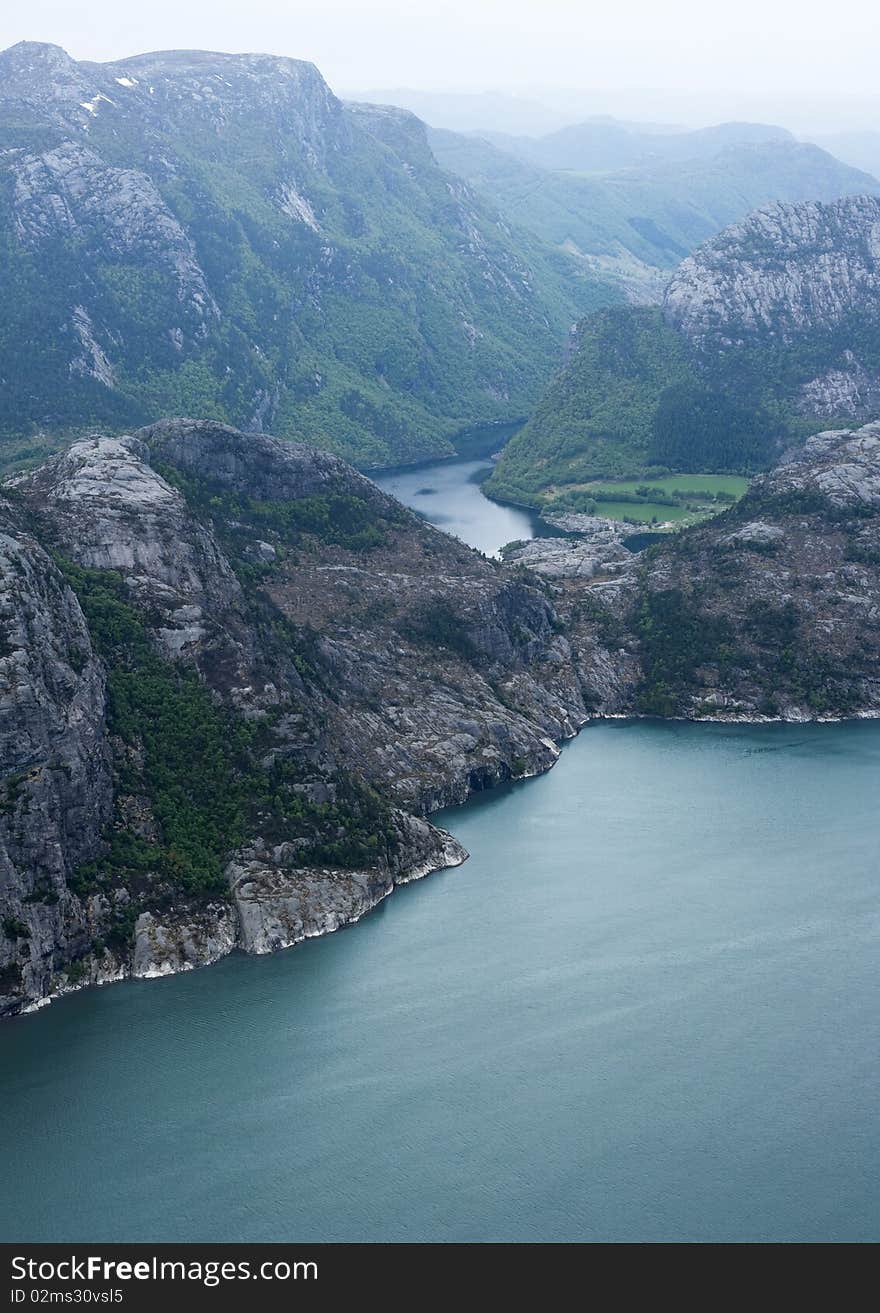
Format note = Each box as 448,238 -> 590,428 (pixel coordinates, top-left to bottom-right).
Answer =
486,284 -> 864,507
429,128 -> 880,276
486,308 -> 694,501
397,598 -> 478,661
542,473 -> 750,528
634,588 -> 737,716
0,962 -> 22,994
59,560 -> 400,914
632,521 -> 866,717
604,475 -> 749,497
158,463 -> 403,558
650,383 -> 772,471
0,68 -> 614,471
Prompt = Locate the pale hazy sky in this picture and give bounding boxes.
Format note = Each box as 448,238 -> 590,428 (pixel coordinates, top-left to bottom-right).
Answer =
2,1 -> 879,128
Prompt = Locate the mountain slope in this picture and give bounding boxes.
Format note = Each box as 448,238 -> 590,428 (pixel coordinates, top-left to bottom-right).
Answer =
5,414 -> 880,1015
479,119 -> 796,174
429,127 -> 880,288
488,195 -> 880,503
0,417 -> 603,1015
506,422 -> 880,719
0,42 -> 611,469
628,423 -> 880,718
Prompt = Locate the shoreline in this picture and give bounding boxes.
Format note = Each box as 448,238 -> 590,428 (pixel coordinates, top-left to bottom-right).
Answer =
13,706 -> 880,1021
363,419 -> 525,478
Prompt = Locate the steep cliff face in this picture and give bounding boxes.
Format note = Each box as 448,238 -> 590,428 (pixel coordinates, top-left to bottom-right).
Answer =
665,196 -> 880,348
488,196 -> 880,501
0,499 -> 112,1008
507,423 -> 880,722
4,414 -> 880,1014
630,423 -> 880,718
0,419 -> 600,1015
664,196 -> 880,422
0,41 -> 609,468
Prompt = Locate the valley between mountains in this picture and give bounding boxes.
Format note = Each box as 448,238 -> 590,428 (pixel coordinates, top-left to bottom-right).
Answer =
2,413 -> 880,1015
3,41 -> 880,1020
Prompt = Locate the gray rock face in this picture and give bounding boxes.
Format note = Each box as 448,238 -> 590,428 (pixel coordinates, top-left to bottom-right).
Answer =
502,423 -> 880,722
0,41 -> 595,464
8,433 -> 256,689
630,422 -> 880,718
664,195 -> 880,421
503,538 -> 631,581
133,905 -> 237,980
504,516 -> 633,580
0,420 -> 601,1015
0,499 -> 112,1013
768,422 -> 880,509
8,415 -> 880,1014
9,141 -> 217,324
0,42 -> 344,154
666,196 -> 880,346
229,816 -> 466,957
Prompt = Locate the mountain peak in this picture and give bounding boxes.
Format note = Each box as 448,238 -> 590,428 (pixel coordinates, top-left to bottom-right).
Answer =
0,40 -> 83,95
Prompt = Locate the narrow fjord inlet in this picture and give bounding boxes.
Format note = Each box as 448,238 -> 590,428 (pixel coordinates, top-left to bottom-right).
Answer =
1,722 -> 878,1242
373,425 -> 543,559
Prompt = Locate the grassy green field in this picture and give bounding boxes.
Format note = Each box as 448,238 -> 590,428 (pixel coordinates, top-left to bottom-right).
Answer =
583,500 -> 696,524
543,473 -> 751,529
583,475 -> 751,499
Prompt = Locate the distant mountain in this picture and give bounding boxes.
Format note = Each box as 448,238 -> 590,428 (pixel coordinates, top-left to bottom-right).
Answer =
477,119 -> 796,175
812,131 -> 880,180
342,88 -> 569,137
430,127 -> 880,293
0,43 -> 612,469
486,195 -> 880,504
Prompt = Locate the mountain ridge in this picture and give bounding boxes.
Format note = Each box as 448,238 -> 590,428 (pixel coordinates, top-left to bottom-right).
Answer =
4,415 -> 880,1014
0,41 -> 611,470
428,125 -> 880,289
487,194 -> 880,502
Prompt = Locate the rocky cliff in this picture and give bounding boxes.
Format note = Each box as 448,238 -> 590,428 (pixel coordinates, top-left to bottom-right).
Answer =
0,41 -> 610,469
665,196 -> 880,421
5,414 -> 880,1016
506,422 -> 880,721
488,196 -> 880,501
0,419 -> 600,1015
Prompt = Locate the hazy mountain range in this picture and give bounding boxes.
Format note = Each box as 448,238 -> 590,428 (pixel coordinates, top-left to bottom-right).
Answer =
2,40 -> 879,472
0,42 -> 610,469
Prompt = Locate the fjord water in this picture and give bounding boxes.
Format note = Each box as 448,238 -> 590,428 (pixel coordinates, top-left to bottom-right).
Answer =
375,455 -> 531,556
374,440 -> 545,556
1,720 -> 878,1243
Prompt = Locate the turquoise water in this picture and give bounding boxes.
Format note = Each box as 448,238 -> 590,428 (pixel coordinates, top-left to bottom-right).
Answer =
1,720 -> 878,1242
374,454 -> 544,557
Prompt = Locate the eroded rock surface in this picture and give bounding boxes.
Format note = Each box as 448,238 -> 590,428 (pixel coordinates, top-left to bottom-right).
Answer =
5,417 -> 880,1015
0,420 -> 598,1015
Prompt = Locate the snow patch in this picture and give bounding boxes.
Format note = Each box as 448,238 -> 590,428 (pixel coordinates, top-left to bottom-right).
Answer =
115,77 -> 138,88
79,93 -> 116,116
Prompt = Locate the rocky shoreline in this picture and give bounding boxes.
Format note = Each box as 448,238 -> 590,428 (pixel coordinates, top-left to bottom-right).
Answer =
4,418 -> 880,1018
20,694 -> 880,1016
23,823 -> 469,1014
0,420 -> 597,1017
